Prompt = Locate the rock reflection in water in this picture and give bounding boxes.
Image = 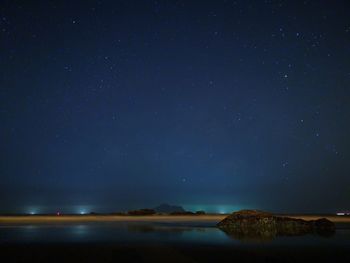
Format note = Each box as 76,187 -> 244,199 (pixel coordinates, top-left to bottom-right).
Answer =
219,227 -> 335,243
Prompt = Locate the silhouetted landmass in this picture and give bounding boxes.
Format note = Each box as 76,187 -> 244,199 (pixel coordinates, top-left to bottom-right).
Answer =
170,211 -> 195,215
170,210 -> 206,215
153,203 -> 185,213
217,209 -> 335,241
111,212 -> 125,215
195,211 -> 206,215
127,209 -> 156,216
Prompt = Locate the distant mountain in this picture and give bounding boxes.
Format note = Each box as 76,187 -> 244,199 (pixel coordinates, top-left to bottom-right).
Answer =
154,203 -> 185,213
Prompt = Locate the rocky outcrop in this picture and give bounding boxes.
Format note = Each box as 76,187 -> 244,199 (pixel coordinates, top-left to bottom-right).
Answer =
169,210 -> 206,215
195,210 -> 206,215
217,210 -> 335,240
170,211 -> 195,215
154,204 -> 185,213
127,209 -> 156,215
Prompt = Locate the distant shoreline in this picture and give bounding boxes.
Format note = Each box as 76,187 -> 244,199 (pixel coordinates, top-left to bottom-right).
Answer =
0,215 -> 225,224
0,214 -> 349,224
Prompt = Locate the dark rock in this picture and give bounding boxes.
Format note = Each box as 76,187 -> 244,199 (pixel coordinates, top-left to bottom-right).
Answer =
217,210 -> 277,239
111,212 -> 125,215
195,210 -> 206,215
170,211 -> 195,215
127,209 -> 156,216
275,216 -> 313,235
154,203 -> 185,213
311,218 -> 336,237
217,210 -> 335,240
312,218 -> 335,230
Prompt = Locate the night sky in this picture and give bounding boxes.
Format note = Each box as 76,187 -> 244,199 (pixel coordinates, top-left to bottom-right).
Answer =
1,0 -> 349,214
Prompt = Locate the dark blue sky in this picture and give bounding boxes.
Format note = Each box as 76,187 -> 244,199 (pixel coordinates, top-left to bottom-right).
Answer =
1,0 -> 349,213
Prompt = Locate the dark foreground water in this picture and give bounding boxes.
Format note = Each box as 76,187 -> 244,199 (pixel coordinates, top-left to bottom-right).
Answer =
0,222 -> 349,263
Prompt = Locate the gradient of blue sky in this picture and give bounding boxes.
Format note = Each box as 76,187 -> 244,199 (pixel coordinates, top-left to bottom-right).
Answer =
1,0 -> 349,213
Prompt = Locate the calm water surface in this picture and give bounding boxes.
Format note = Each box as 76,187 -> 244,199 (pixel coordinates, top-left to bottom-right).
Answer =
0,222 -> 349,248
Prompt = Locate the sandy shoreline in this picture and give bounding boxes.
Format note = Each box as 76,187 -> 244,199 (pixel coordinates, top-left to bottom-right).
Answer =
0,214 -> 349,224
0,215 -> 224,224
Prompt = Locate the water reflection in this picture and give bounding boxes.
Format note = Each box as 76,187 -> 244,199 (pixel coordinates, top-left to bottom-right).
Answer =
127,224 -> 206,234
72,225 -> 90,235
0,222 -> 348,247
220,229 -> 336,243
218,225 -> 336,243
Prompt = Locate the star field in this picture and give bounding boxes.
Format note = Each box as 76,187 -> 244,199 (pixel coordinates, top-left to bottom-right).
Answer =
0,0 -> 349,213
